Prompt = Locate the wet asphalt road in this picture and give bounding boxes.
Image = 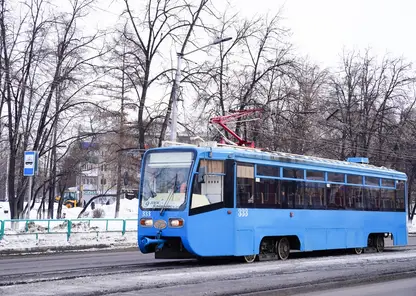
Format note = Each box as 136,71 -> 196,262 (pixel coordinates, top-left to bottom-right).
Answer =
293,276 -> 416,296
0,235 -> 414,279
0,235 -> 415,295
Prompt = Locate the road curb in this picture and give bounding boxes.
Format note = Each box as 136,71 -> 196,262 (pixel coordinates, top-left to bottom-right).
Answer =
0,243 -> 137,256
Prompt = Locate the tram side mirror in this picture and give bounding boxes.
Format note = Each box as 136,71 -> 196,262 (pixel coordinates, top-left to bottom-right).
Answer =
198,166 -> 206,183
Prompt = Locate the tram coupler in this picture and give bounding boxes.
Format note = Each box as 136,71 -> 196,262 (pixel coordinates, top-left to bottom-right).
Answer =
141,237 -> 166,251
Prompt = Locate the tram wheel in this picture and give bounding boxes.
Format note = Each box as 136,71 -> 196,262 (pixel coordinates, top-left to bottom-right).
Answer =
276,237 -> 290,260
376,234 -> 384,252
243,255 -> 257,263
353,247 -> 363,255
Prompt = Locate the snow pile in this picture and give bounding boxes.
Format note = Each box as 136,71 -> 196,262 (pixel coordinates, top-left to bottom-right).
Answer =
75,199 -> 139,219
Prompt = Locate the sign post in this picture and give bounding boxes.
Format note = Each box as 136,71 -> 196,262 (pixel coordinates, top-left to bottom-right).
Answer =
24,151 -> 39,218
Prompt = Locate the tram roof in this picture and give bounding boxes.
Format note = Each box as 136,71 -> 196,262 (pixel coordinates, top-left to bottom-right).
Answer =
158,141 -> 407,178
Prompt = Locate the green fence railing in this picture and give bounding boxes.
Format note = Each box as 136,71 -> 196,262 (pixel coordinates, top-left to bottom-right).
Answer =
0,218 -> 137,241
0,220 -> 4,240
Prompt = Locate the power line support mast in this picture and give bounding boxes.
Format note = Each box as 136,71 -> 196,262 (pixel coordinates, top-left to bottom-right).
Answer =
209,108 -> 263,148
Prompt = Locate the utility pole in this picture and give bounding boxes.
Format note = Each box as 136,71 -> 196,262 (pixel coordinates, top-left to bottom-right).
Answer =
115,44 -> 126,218
169,53 -> 182,142
169,37 -> 232,142
50,84 -> 60,219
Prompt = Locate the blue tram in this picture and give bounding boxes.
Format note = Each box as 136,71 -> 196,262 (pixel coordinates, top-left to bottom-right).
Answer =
137,142 -> 407,262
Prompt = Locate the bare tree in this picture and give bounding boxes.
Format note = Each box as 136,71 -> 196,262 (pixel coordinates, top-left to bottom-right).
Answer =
120,0 -> 218,149
191,11 -> 295,146
325,50 -> 415,162
1,0 -> 106,219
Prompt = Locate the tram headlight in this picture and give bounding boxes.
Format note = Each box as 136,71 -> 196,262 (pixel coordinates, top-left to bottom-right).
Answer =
168,218 -> 184,228
140,218 -> 153,227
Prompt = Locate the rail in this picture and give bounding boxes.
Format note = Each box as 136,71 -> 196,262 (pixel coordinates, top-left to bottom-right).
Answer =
0,218 -> 137,241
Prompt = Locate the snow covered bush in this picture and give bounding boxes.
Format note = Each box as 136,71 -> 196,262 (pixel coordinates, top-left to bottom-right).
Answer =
92,208 -> 105,218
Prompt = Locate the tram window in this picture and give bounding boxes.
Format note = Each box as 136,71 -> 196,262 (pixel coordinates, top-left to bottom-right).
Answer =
395,181 -> 405,212
344,186 -> 364,210
255,178 -> 280,208
326,184 -> 345,209
237,178 -> 254,207
304,182 -> 325,209
364,187 -> 380,211
344,186 -> 354,209
353,186 -> 365,210
327,172 -> 345,183
257,165 -> 280,177
380,189 -> 395,211
365,176 -> 379,186
381,178 -> 395,188
347,175 -> 363,185
190,175 -> 209,209
237,164 -> 254,207
283,168 -> 304,179
281,180 -> 302,208
200,159 -> 224,174
190,160 -> 225,209
294,182 -> 305,208
306,171 -> 325,181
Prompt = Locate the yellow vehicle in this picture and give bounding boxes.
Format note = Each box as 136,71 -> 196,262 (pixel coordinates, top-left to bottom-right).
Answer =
55,188 -> 80,208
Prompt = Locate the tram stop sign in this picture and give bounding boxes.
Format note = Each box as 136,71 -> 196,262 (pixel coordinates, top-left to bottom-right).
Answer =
23,151 -> 39,176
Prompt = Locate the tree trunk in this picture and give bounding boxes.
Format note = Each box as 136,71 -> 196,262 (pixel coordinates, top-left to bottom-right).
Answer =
7,148 -> 17,219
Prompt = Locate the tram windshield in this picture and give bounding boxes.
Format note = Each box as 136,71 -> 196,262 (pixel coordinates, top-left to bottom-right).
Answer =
140,151 -> 194,210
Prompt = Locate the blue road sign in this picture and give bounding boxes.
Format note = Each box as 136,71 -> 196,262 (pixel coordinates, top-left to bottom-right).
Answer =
23,151 -> 39,176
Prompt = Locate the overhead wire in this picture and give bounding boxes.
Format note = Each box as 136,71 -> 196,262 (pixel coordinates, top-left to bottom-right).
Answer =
204,108 -> 416,161
241,125 -> 416,163
204,110 -> 416,162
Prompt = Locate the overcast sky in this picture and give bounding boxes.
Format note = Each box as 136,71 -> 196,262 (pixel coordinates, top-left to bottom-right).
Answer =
93,0 -> 416,115
229,0 -> 416,68
97,0 -> 416,69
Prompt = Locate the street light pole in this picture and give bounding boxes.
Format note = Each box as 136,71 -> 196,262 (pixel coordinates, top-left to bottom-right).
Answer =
169,37 -> 232,142
169,53 -> 183,142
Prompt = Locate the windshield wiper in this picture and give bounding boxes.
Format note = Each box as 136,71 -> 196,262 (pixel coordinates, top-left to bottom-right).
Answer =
160,173 -> 178,216
160,189 -> 174,216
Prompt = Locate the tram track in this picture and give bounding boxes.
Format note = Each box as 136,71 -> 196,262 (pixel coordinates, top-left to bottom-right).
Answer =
0,259 -> 199,286
8,248 -> 415,296
229,269 -> 416,296
2,244 -> 416,293
0,247 -> 408,286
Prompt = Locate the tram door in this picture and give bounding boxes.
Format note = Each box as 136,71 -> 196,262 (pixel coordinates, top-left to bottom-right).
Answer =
188,159 -> 235,256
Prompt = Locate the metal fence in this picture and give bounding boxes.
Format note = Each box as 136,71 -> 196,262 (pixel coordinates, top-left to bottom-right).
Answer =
0,218 -> 137,241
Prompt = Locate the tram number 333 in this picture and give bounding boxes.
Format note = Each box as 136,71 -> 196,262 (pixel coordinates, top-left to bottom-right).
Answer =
237,208 -> 249,217
142,211 -> 151,217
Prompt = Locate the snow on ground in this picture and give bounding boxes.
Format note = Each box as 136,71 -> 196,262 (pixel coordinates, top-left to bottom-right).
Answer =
0,232 -> 137,252
3,248 -> 416,296
0,199 -> 139,252
408,216 -> 416,233
125,250 -> 416,287
409,218 -> 416,233
0,199 -> 139,220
